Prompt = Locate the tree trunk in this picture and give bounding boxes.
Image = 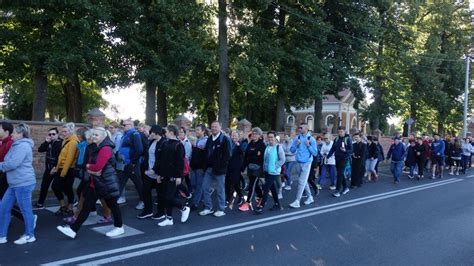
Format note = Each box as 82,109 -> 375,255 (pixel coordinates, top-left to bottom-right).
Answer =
437,121 -> 445,136
145,82 -> 156,125
314,95 -> 323,133
217,0 -> 230,129
274,7 -> 286,132
32,64 -> 47,121
275,94 -> 286,131
62,73 -> 82,122
372,6 -> 387,131
156,87 -> 167,126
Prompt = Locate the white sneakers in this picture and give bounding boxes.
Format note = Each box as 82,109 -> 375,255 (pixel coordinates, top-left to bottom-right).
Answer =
57,225 -> 77,239
0,237 -> 7,244
135,201 -> 145,210
199,209 -> 214,216
213,211 -> 226,217
303,197 -> 314,205
158,218 -> 174,227
117,197 -> 127,204
14,235 -> 36,245
289,200 -> 301,209
105,227 -> 125,237
181,207 -> 190,223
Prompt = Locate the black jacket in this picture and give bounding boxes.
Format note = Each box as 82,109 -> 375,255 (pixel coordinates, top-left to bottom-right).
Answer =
89,137 -> 120,199
155,139 -> 185,179
204,132 -> 232,176
352,141 -> 367,161
190,138 -> 208,170
367,142 -> 379,159
144,137 -> 166,171
244,138 -> 266,167
227,141 -> 246,175
415,143 -> 428,160
406,145 -> 417,165
38,138 -> 63,168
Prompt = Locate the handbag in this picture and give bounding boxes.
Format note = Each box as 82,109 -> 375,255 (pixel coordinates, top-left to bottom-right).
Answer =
247,163 -> 262,177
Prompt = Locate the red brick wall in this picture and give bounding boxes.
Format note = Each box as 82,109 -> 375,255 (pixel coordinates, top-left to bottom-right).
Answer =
0,120 -> 91,175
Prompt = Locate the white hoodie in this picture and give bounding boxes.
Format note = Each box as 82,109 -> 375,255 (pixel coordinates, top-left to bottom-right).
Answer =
320,141 -> 335,165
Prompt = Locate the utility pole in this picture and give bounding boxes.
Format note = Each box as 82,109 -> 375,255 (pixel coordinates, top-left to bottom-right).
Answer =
463,55 -> 471,138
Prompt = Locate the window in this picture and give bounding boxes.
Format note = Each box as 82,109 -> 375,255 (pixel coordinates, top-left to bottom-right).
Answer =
325,114 -> 335,127
287,115 -> 295,125
351,117 -> 357,129
305,115 -> 314,131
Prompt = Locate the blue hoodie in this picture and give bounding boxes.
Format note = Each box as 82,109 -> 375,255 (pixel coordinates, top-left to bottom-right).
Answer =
290,132 -> 318,163
387,142 -> 406,162
118,128 -> 143,165
431,139 -> 445,157
0,138 -> 36,188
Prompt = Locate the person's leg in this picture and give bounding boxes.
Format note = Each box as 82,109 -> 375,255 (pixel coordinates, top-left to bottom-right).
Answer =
269,175 -> 280,206
118,170 -> 128,197
0,187 -> 16,238
14,185 -> 35,237
63,170 -> 76,208
156,182 -> 166,217
395,161 -> 403,182
225,174 -> 233,204
192,169 -> 204,207
215,173 -> 226,212
285,162 -> 293,186
100,199 -> 112,218
329,165 -> 337,186
201,168 -> 213,210
246,175 -> 258,203
37,169 -> 55,205
104,198 -> 123,228
390,161 -> 396,180
142,177 -> 153,214
307,167 -> 318,193
51,174 -> 66,205
295,162 -> 312,201
70,186 -> 96,233
336,160 -> 345,192
260,173 -> 272,207
129,164 -> 144,201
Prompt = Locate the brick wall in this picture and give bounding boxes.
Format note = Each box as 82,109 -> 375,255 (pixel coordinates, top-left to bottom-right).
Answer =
0,120 -> 91,175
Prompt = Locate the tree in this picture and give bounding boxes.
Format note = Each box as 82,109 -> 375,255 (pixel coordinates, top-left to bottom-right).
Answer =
217,0 -> 231,129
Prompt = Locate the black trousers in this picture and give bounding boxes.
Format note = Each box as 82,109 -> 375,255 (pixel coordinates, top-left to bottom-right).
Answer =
308,165 -> 319,192
261,172 -> 280,207
246,175 -> 263,203
37,165 -> 56,205
157,179 -> 184,218
336,159 -> 348,192
70,184 -> 122,233
225,172 -> 243,203
118,164 -> 143,201
417,158 -> 426,177
51,169 -> 75,205
0,173 -> 23,221
142,176 -> 160,214
351,159 -> 364,187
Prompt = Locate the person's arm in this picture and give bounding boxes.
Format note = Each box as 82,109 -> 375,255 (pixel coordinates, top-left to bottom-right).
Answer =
0,145 -> 28,172
290,137 -> 298,154
38,141 -> 49,152
276,145 -> 286,169
60,142 -> 78,177
307,138 -> 318,157
440,141 -> 445,155
87,147 -> 113,172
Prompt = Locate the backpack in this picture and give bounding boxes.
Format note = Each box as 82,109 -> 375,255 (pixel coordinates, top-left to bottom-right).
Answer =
176,142 -> 190,176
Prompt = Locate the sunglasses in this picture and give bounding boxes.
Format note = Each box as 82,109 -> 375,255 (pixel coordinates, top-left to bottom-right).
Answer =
48,133 -> 57,136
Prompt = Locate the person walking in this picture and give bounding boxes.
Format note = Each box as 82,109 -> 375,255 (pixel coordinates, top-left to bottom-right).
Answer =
57,127 -> 125,238
365,136 -> 379,182
254,131 -> 285,214
415,137 -> 428,179
0,123 -> 37,244
387,137 -> 406,184
449,139 -> 462,176
288,123 -> 318,208
155,125 -> 190,226
431,133 -> 445,179
327,127 -> 353,198
282,134 -> 296,191
406,140 -> 417,179
351,133 -> 366,188
319,134 -> 336,190
51,123 -> 79,217
189,124 -> 209,211
225,131 -> 246,208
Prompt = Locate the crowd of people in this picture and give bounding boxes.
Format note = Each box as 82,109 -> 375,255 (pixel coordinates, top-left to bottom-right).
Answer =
0,119 -> 473,244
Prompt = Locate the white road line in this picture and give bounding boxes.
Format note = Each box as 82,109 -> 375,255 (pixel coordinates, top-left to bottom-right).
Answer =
78,179 -> 462,265
41,178 -> 460,266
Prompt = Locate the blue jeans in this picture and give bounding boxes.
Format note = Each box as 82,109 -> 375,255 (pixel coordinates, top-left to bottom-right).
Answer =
409,165 -> 417,177
191,169 -> 205,207
202,168 -> 226,211
319,164 -> 336,186
284,161 -> 296,186
390,161 -> 404,182
0,184 -> 35,238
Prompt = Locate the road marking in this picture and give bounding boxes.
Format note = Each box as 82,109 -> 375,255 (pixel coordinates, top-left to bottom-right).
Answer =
91,225 -> 144,239
42,178 -> 460,266
78,178 -> 462,265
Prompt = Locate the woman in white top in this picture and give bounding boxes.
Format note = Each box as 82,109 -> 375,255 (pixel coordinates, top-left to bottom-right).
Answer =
318,134 -> 336,190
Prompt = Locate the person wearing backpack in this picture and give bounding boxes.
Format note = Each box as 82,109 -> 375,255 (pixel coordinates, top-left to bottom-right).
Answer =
199,121 -> 232,217
117,119 -> 144,210
254,131 -> 285,214
327,126 -> 353,198
288,123 -> 318,208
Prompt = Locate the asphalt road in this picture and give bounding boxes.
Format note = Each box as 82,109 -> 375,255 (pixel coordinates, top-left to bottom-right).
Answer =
1,165 -> 473,266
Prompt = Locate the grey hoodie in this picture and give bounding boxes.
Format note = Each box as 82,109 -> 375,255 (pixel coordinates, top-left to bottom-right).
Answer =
0,138 -> 36,188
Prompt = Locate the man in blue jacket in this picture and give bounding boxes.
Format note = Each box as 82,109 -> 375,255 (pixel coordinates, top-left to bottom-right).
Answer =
387,137 -> 406,184
288,123 -> 318,208
327,126 -> 353,197
117,119 -> 144,209
431,133 -> 445,179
